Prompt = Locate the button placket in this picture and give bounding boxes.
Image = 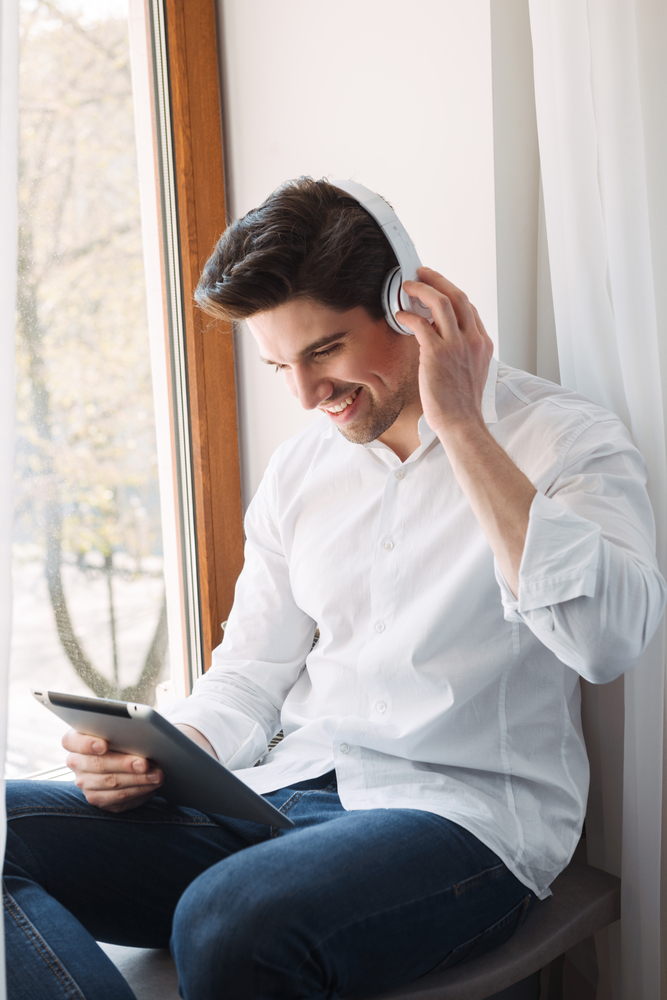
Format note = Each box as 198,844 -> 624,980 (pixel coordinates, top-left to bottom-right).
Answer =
367,468 -> 401,645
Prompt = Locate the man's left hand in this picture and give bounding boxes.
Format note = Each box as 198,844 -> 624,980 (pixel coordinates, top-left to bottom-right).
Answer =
397,267 -> 494,435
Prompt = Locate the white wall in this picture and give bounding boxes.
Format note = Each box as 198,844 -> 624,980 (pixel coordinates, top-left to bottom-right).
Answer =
490,0 -> 538,374
216,0 -> 498,506
489,0 -> 559,385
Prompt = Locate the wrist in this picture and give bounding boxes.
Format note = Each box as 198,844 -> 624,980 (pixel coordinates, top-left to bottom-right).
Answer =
432,413 -> 490,450
176,723 -> 218,760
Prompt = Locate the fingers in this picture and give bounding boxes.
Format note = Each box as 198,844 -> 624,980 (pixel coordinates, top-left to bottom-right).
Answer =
70,763 -> 162,793
63,727 -> 164,813
63,729 -> 159,777
404,267 -> 476,334
416,266 -> 471,311
69,752 -> 164,812
64,743 -> 139,774
470,302 -> 494,348
81,784 -> 161,814
66,749 -> 162,781
62,729 -> 108,756
394,308 -> 441,342
397,286 -> 460,345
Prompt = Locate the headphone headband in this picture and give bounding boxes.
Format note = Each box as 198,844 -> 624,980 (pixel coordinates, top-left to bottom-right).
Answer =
332,179 -> 432,335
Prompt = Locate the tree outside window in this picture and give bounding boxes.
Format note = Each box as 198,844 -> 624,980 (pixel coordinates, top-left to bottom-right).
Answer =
9,0 -> 169,776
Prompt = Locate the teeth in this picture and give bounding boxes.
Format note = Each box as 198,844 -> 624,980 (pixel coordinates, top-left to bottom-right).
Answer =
325,388 -> 359,414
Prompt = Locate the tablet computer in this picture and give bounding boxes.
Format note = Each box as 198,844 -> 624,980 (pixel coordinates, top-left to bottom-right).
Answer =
32,689 -> 293,829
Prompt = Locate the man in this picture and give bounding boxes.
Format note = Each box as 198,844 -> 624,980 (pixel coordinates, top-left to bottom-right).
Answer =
5,178 -> 665,1000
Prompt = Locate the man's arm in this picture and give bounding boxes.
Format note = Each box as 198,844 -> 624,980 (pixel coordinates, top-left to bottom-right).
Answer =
398,267 -> 536,596
165,452 -> 316,764
398,268 -> 665,681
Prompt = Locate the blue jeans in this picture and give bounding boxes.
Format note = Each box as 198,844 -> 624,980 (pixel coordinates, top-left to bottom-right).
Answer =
4,772 -> 535,1000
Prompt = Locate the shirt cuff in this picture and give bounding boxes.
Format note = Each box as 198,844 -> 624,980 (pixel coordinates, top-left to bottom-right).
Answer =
496,491 -> 601,620
165,697 -> 266,768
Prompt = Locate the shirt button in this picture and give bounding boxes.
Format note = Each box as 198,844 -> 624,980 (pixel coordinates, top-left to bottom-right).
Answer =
374,621 -> 385,633
383,541 -> 394,551
339,743 -> 350,754
376,701 -> 387,713
394,469 -> 405,479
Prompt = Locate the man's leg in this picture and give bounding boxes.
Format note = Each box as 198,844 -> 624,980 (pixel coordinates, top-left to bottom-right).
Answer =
4,779 -> 267,1000
172,784 -> 534,1000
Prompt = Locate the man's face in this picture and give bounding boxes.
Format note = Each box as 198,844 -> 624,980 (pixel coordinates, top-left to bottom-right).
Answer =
246,298 -> 422,445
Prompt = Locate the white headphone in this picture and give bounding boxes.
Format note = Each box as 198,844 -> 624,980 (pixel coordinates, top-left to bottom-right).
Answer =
332,179 -> 433,336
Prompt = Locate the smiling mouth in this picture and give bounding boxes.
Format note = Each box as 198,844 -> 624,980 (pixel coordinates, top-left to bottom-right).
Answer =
322,387 -> 361,415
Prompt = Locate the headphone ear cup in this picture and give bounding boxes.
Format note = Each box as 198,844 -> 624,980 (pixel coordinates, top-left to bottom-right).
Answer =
381,267 -> 413,335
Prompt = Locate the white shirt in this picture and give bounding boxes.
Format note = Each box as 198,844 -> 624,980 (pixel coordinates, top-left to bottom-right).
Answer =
167,359 -> 666,899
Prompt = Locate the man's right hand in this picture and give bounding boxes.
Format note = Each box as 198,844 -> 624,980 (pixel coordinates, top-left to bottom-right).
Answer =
62,729 -> 164,813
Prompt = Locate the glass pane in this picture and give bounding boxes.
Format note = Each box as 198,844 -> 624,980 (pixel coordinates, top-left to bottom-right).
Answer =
9,0 -> 170,777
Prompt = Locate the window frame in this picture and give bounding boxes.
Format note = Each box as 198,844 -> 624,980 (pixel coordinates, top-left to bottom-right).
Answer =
146,0 -> 244,685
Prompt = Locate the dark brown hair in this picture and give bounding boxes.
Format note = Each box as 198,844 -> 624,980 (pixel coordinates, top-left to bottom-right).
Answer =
194,177 -> 398,321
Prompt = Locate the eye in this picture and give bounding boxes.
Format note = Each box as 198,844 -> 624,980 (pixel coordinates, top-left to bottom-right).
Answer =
312,344 -> 341,360
274,364 -> 285,373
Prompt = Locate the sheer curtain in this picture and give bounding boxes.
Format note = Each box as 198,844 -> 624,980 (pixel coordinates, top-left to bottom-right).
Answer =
528,1 -> 667,996
0,0 -> 18,995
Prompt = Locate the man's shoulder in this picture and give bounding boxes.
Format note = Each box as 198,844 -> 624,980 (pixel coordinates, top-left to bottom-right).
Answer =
493,363 -> 638,484
495,362 -> 628,431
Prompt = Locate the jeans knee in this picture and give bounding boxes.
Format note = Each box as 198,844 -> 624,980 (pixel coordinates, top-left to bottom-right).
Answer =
172,872 -> 240,959
171,866 -> 323,1000
172,874 -> 268,1000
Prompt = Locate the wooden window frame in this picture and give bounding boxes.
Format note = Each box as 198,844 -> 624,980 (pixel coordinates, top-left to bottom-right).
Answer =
148,0 -> 244,682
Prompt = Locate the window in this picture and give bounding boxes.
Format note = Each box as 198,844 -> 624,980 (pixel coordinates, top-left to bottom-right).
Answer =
8,0 -> 243,778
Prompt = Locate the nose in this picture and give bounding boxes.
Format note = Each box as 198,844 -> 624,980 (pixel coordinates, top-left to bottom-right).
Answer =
286,365 -> 334,411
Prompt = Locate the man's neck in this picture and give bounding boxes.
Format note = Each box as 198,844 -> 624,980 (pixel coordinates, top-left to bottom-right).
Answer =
377,402 -> 423,462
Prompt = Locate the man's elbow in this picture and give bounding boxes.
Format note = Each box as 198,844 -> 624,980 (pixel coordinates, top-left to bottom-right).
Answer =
576,582 -> 666,685
577,645 -> 643,685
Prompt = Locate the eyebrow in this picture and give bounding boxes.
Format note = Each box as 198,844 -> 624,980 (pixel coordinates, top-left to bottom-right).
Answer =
260,331 -> 349,367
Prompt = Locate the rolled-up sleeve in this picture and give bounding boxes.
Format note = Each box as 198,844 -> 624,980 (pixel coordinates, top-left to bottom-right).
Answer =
495,418 -> 666,684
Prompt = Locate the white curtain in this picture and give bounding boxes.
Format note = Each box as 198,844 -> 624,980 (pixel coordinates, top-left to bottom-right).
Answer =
528,1 -> 667,997
0,0 -> 18,995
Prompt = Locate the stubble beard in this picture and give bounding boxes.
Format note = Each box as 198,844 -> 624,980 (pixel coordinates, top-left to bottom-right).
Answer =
334,358 -> 421,446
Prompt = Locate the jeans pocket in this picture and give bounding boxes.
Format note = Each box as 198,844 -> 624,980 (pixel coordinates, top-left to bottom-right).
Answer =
433,891 -> 536,972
